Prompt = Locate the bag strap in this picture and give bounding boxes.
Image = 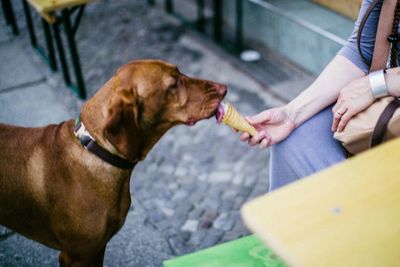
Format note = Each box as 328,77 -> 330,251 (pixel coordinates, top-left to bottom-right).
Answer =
371,0 -> 399,70
357,0 -> 382,66
357,0 -> 399,70
357,0 -> 400,148
371,98 -> 400,147
388,2 -> 400,67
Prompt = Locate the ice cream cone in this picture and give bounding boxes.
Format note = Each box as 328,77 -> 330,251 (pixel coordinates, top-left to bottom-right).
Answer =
221,102 -> 258,136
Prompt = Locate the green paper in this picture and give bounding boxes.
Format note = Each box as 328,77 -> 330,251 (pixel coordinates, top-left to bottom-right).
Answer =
163,235 -> 287,267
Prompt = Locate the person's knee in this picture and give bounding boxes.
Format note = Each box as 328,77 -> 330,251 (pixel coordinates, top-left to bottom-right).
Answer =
271,129 -> 301,160
269,108 -> 338,191
269,139 -> 301,191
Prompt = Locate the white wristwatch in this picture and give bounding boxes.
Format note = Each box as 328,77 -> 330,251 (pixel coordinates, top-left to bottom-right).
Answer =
368,69 -> 389,98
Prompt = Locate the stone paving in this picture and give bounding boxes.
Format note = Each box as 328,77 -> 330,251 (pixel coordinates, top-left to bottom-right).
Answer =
0,1 -> 309,266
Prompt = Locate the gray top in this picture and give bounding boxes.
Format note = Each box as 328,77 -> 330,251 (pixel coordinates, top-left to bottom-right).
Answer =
338,0 -> 390,73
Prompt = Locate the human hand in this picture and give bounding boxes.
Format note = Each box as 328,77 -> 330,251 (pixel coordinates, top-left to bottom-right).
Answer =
239,106 -> 296,148
331,76 -> 375,132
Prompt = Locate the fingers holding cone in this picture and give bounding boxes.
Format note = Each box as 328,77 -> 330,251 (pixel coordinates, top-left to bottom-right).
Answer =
221,101 -> 257,136
216,101 -> 269,148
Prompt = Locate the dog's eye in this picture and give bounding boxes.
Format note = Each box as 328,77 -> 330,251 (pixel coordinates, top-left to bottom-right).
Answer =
168,77 -> 180,93
168,84 -> 177,93
176,76 -> 183,88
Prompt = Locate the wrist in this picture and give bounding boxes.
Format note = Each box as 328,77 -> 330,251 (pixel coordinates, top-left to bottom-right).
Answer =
284,103 -> 300,128
368,69 -> 389,98
385,67 -> 400,97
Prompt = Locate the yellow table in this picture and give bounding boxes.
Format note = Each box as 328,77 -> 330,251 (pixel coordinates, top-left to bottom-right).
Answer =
26,0 -> 94,23
23,0 -> 93,98
242,138 -> 400,267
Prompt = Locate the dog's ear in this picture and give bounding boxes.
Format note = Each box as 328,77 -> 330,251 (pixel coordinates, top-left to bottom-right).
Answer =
103,86 -> 143,161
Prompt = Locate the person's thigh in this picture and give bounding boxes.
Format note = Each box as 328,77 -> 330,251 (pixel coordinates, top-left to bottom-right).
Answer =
269,106 -> 346,191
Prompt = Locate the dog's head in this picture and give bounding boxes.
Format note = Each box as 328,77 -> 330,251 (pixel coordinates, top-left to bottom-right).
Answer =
95,60 -> 226,161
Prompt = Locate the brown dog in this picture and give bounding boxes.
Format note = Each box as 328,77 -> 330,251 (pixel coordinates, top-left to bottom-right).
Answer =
0,60 -> 227,266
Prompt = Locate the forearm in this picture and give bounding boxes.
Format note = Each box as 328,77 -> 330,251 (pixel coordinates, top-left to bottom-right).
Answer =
386,67 -> 400,96
286,54 -> 365,127
284,0 -> 381,128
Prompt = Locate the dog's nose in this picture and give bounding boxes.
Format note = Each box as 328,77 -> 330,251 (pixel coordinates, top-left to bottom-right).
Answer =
214,83 -> 227,96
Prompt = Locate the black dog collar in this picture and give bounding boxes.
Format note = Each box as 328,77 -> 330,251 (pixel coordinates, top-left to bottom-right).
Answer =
73,118 -> 136,170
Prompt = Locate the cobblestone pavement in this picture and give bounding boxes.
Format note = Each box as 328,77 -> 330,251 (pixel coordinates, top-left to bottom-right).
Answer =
0,0 -> 305,266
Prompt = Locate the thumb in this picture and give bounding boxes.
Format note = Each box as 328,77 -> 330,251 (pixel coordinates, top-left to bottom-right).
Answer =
246,110 -> 272,125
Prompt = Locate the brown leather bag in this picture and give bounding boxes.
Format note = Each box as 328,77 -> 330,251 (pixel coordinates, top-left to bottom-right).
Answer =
334,0 -> 400,155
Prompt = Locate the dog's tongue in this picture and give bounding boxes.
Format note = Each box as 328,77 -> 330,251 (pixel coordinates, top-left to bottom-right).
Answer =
215,102 -> 226,123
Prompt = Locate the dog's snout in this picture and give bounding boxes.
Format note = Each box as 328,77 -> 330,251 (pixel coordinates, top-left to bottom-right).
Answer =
213,83 -> 227,96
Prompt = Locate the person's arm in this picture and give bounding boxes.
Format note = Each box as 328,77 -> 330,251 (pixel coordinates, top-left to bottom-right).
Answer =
330,0 -> 400,132
241,56 -> 365,148
329,66 -> 400,132
286,55 -> 365,128
242,0 -> 380,147
289,0 -> 380,127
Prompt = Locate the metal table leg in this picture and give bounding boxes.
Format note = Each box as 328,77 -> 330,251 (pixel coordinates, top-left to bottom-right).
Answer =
235,0 -> 243,52
22,0 -> 87,99
1,0 -> 19,35
42,18 -> 57,71
165,0 -> 173,14
61,8 -> 86,99
213,0 -> 223,43
196,0 -> 205,33
22,0 -> 37,47
22,0 -> 58,72
52,21 -> 71,86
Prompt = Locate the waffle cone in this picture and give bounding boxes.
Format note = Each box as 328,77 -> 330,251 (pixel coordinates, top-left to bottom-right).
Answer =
222,102 -> 258,136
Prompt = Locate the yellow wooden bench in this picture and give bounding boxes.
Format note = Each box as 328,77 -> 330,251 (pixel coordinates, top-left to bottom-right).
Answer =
242,138 -> 400,267
22,0 -> 94,98
26,0 -> 94,23
312,0 -> 362,20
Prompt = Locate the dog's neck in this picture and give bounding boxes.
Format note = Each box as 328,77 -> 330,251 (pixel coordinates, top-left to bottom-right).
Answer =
139,121 -> 174,157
